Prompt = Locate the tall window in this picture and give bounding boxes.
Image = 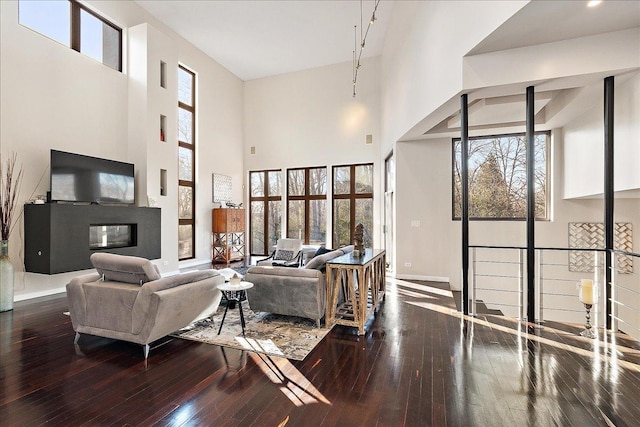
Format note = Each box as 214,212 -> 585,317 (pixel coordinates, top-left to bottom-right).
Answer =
178,66 -> 195,260
452,131 -> 550,220
287,167 -> 327,245
250,170 -> 282,255
332,163 -> 374,248
19,0 -> 122,71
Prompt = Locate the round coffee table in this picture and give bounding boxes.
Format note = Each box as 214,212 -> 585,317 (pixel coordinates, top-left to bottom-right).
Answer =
217,282 -> 254,336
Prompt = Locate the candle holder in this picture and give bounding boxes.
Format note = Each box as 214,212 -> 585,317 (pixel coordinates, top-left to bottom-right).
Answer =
580,303 -> 597,339
577,279 -> 597,339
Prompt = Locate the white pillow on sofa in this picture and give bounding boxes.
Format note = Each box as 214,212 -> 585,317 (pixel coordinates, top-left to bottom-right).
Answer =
304,249 -> 343,271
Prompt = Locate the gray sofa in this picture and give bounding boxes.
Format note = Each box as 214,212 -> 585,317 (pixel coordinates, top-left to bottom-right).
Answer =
245,245 -> 354,327
66,253 -> 224,358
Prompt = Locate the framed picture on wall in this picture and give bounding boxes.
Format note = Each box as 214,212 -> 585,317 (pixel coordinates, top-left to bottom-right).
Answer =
212,173 -> 232,204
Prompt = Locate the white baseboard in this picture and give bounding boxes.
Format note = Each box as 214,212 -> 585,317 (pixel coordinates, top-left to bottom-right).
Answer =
15,287 -> 67,302
394,274 -> 449,283
178,258 -> 211,269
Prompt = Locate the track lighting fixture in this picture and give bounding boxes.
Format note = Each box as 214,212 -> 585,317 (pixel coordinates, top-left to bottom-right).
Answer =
352,0 -> 380,97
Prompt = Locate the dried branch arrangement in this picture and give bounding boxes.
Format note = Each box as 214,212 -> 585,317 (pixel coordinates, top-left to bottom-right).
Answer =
0,153 -> 23,240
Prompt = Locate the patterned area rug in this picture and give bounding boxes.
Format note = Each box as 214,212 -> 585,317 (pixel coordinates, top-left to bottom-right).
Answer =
171,301 -> 331,361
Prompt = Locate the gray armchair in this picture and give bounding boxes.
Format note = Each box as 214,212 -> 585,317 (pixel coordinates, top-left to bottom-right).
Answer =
66,253 -> 224,358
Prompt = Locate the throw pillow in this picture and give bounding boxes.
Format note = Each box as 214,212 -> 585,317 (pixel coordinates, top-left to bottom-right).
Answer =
274,249 -> 295,261
312,247 -> 332,258
305,250 -> 339,272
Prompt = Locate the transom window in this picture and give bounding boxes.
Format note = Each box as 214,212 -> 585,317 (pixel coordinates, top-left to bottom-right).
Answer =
19,0 -> 122,71
287,167 -> 327,245
452,131 -> 550,220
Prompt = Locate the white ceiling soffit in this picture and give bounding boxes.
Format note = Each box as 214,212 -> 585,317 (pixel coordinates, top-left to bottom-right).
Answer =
409,69 -> 639,141
402,0 -> 640,141
446,93 -> 553,129
468,0 -> 640,56
135,0 -> 393,81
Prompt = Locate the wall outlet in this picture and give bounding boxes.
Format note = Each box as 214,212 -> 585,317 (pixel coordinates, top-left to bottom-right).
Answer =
404,262 -> 412,268
163,260 -> 168,266
411,220 -> 421,227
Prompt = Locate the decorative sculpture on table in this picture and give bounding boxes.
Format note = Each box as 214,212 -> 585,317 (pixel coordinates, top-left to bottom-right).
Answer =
578,279 -> 597,338
353,223 -> 365,257
230,273 -> 241,287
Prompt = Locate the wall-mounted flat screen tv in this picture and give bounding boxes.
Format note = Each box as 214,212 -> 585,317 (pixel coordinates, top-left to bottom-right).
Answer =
50,150 -> 135,205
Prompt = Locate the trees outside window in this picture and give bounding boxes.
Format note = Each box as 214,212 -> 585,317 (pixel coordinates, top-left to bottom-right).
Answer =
287,167 -> 327,245
452,131 -> 550,220
250,170 -> 282,255
332,163 -> 373,248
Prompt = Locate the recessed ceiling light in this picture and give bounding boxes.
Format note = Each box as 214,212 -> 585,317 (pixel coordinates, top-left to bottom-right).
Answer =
587,0 -> 602,7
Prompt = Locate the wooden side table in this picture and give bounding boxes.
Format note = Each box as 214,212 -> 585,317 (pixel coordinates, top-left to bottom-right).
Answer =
326,249 -> 386,335
217,282 -> 254,336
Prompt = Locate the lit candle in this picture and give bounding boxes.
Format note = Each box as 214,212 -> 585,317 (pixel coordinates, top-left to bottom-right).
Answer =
579,279 -> 594,305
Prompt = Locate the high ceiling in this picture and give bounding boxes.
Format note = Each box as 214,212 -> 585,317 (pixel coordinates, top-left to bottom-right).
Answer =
135,0 -> 393,81
135,1 -> 639,83
469,0 -> 640,55
134,0 -> 640,139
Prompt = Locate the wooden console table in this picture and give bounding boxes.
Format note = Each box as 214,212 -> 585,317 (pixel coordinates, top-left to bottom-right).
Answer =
326,249 -> 386,335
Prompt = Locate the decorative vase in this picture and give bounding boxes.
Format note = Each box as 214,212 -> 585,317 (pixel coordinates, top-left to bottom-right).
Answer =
0,240 -> 15,312
230,273 -> 241,287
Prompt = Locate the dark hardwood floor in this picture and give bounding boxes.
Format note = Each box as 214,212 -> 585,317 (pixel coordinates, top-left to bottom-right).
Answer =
2,278 -> 639,426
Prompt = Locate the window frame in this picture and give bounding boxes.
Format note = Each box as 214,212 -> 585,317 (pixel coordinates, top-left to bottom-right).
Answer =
19,0 -> 123,72
178,65 -> 196,260
286,166 -> 327,244
249,169 -> 282,256
451,130 -> 551,221
331,163 -> 374,248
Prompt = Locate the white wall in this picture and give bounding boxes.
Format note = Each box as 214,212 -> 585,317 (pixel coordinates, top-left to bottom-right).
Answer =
563,73 -> 640,198
379,0 -> 527,152
244,58 -> 381,247
175,29 -> 244,268
0,0 -> 244,299
394,139 -> 452,281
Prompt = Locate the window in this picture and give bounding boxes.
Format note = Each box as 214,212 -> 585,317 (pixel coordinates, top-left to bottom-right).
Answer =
250,170 -> 282,256
178,66 -> 196,260
452,131 -> 550,220
332,163 -> 374,248
287,167 -> 327,245
19,0 -> 122,71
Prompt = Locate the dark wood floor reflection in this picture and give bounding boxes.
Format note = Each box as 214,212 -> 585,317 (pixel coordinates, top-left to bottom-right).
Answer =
2,279 -> 639,426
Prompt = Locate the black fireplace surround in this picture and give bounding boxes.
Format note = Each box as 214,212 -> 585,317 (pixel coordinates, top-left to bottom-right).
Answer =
24,204 -> 161,274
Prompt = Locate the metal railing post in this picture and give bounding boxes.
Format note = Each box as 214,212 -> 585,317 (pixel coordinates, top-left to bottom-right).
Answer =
594,251 -> 600,329
610,251 -> 617,332
472,247 -> 477,317
538,249 -> 544,324
519,249 -> 524,321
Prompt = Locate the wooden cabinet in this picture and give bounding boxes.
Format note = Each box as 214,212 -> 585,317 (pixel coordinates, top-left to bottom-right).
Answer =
212,208 -> 245,263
